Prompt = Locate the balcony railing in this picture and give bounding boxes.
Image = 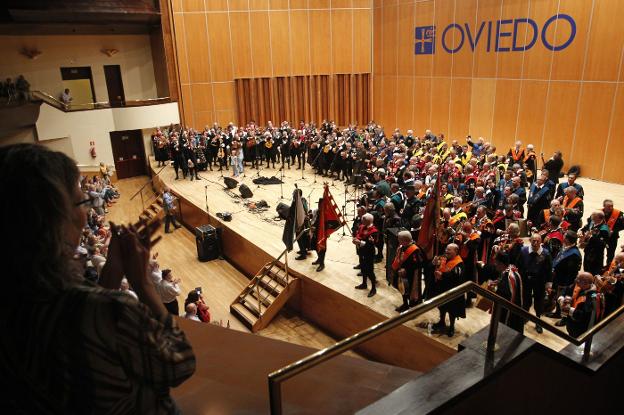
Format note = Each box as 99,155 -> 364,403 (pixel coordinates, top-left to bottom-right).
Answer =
32,90 -> 171,112
267,280 -> 624,414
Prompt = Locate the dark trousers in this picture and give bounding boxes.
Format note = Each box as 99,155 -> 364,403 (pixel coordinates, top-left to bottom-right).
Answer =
523,276 -> 545,317
316,249 -> 326,265
297,233 -> 310,254
164,299 -> 179,316
164,212 -> 180,232
360,253 -> 376,287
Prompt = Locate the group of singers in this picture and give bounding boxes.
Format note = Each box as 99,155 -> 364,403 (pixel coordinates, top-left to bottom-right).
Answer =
152,120 -> 624,339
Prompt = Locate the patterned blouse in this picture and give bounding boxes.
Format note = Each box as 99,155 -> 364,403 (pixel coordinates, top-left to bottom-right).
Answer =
1,281 -> 196,414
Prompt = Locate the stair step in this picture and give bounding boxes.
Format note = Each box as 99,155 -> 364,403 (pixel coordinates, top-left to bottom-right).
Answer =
144,210 -> 155,218
247,285 -> 276,307
230,303 -> 258,330
241,298 -> 261,316
139,214 -> 150,222
258,275 -> 285,296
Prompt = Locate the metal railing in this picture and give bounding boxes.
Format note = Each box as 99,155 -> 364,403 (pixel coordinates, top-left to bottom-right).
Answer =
32,90 -> 171,112
267,281 -> 624,414
130,164 -> 168,211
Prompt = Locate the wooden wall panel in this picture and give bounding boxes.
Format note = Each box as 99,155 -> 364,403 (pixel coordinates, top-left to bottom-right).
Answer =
431,0 -> 453,77
230,12 -> 253,79
550,0 -> 593,81
354,9 -> 372,73
521,0 -> 559,80
413,1 -> 434,77
381,77 -> 397,129
381,4 -> 398,77
541,82 -> 581,164
412,78 -> 431,134
183,14 -> 211,83
496,0 -> 529,79
289,10 -> 311,74
250,0 -> 269,10
332,0 -> 352,8
213,82 -> 236,111
430,77 -> 451,135
251,12 -> 273,77
372,6 -> 382,75
271,0 -> 290,9
602,87 -> 624,183
205,0 -> 228,11
491,80 -> 520,150
395,77 -> 414,131
173,14 -> 189,85
270,11 -> 292,76
332,9 -> 354,74
182,0 -> 203,12
190,83 -> 213,113
180,83 -> 193,126
229,0 -> 249,11
468,78 -> 495,140
309,10 -> 332,74
473,0 -> 501,78
515,81 -> 548,145
397,3 -> 415,77
206,13 -> 233,82
194,111 -> 214,129
571,83 -> 616,179
451,0 -> 478,78
448,79 -> 471,139
584,0 -> 624,82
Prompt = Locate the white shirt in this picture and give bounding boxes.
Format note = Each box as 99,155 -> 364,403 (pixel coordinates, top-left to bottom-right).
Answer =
157,279 -> 180,303
184,313 -> 200,321
151,269 -> 162,285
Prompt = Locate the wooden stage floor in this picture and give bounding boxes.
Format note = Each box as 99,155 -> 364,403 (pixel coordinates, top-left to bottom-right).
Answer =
148,158 -> 624,353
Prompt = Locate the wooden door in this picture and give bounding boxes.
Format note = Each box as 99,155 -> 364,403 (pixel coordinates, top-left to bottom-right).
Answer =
109,130 -> 146,179
103,65 -> 126,107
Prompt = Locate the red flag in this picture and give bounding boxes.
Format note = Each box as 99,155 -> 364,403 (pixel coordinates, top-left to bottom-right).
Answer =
316,184 -> 346,251
417,176 -> 440,260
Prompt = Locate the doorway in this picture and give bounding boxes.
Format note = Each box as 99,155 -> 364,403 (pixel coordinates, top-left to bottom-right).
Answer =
109,130 -> 147,179
60,67 -> 95,109
103,65 -> 126,107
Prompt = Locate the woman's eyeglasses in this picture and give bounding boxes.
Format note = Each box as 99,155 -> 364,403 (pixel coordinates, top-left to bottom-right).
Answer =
75,198 -> 92,208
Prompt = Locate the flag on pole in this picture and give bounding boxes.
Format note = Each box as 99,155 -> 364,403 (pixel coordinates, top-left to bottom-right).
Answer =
417,175 -> 440,260
315,184 -> 347,251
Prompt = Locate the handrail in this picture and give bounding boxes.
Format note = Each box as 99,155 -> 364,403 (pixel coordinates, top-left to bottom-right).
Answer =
267,281 -> 624,414
32,90 -> 171,112
130,164 -> 168,201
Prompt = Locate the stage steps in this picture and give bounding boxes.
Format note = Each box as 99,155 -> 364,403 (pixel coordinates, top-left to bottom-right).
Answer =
138,195 -> 164,223
230,261 -> 299,332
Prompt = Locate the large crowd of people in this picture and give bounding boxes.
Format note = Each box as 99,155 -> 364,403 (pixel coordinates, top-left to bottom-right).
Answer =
152,120 -> 624,338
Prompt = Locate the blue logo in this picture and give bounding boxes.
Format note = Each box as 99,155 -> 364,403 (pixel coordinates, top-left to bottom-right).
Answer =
415,26 -> 436,55
414,14 -> 576,55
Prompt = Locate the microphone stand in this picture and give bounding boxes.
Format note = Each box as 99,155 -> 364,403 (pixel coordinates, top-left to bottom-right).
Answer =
279,165 -> 285,199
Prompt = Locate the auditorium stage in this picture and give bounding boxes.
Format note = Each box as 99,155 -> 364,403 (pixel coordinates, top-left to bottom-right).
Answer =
149,158 -> 571,366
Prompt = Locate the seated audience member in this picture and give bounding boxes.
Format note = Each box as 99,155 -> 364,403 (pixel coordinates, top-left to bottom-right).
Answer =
120,277 -> 138,300
184,290 -> 211,323
158,269 -> 182,315
0,144 -> 195,413
184,303 -> 201,321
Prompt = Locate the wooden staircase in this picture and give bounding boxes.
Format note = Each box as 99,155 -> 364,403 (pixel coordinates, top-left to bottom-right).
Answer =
139,195 -> 165,223
230,261 -> 300,332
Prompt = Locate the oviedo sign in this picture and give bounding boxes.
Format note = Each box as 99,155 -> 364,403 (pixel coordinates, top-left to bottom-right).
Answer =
415,14 -> 576,55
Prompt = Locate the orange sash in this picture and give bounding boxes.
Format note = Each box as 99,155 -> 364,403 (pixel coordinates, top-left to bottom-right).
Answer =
510,147 -> 524,161
392,244 -> 419,271
439,255 -> 463,273
572,284 -> 586,308
606,208 -> 621,231
543,209 -> 551,223
563,196 -> 582,209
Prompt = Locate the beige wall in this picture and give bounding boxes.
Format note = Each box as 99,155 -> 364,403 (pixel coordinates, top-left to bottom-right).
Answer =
170,0 -> 373,128
373,0 -> 624,183
0,34 -> 158,102
35,102 -> 180,168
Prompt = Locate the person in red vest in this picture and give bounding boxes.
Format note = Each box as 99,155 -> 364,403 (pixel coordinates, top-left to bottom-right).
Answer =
353,213 -> 379,298
603,199 -> 624,266
431,243 -> 466,337
391,230 -> 425,312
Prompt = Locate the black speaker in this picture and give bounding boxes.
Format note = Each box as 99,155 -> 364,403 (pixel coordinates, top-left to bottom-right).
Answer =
224,177 -> 238,189
195,224 -> 220,262
276,202 -> 290,220
239,183 -> 253,199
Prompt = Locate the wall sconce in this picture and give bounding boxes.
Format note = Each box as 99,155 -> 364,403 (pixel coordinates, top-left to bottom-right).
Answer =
101,48 -> 119,57
20,48 -> 42,60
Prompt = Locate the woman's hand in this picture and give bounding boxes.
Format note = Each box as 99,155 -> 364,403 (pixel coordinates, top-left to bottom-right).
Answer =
99,222 -> 125,289
119,219 -> 161,291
